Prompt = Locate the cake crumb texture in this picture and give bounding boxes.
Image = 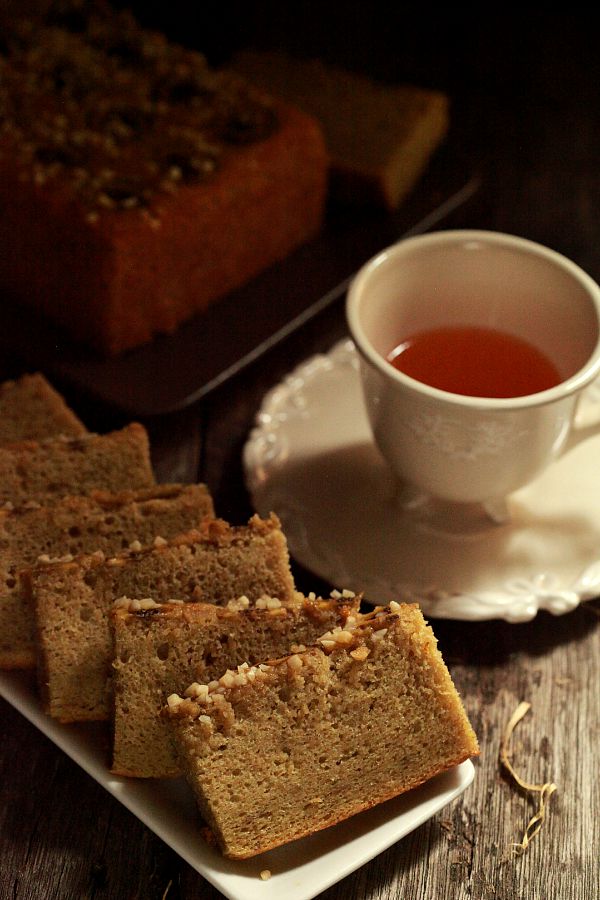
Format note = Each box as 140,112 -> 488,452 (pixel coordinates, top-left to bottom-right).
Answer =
0,423 -> 154,507
32,514 -> 296,721
0,373 -> 86,443
0,482 -> 213,669
110,592 -> 360,778
165,603 -> 479,858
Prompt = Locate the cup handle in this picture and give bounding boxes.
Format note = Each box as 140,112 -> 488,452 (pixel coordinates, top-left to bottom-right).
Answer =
564,377 -> 600,453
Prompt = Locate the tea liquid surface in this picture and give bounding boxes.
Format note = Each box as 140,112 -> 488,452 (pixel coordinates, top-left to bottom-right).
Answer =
386,325 -> 562,398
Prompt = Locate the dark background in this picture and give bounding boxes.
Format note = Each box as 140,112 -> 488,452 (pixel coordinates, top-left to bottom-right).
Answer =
105,4 -> 600,276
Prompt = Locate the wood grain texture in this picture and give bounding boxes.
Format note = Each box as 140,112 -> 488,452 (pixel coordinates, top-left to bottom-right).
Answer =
2,7 -> 600,900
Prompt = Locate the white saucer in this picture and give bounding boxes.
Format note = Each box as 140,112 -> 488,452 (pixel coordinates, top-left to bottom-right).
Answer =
244,339 -> 600,623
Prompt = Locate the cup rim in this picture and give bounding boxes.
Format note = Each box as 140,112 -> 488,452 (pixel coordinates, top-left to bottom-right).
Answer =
346,228 -> 600,410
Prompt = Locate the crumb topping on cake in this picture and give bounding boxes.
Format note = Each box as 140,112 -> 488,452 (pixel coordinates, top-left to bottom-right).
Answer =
112,595 -> 186,613
0,1 -> 279,220
166,659 -> 279,718
165,602 -> 406,722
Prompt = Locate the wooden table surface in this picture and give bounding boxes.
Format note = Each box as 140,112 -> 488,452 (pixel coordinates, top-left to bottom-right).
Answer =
2,7 -> 600,899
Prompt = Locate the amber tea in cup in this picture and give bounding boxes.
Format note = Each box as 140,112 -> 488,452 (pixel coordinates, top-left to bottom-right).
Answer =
386,325 -> 562,398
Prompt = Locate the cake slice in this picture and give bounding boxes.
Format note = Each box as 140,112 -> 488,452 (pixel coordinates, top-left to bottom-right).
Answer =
0,373 -> 86,443
110,590 -> 360,778
164,602 -> 479,859
0,423 -> 154,506
29,515 -> 296,721
0,483 -> 214,669
231,50 -> 449,210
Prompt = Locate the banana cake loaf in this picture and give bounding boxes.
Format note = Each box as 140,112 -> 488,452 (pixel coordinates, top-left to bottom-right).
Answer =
110,590 -> 360,778
164,602 -> 479,859
0,3 -> 327,355
0,423 -> 154,506
0,483 -> 213,669
29,514 -> 296,721
0,373 -> 86,443
231,49 -> 448,210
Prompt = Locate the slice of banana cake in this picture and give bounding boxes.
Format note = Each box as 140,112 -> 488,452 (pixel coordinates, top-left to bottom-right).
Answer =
30,515 -> 296,721
164,602 -> 479,859
110,591 -> 360,778
0,483 -> 213,669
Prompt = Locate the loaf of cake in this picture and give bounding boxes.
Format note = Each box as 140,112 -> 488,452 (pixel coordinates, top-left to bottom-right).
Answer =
164,602 -> 479,859
110,590 -> 360,778
232,50 -> 449,210
0,423 -> 154,506
0,373 -> 86,443
30,514 -> 296,721
0,483 -> 214,669
0,4 -> 328,355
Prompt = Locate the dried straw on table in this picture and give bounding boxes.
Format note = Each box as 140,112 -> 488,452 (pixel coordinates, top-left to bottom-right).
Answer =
499,701 -> 557,855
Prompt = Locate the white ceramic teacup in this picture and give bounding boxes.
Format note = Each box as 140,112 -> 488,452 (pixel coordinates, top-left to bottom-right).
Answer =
346,230 -> 600,517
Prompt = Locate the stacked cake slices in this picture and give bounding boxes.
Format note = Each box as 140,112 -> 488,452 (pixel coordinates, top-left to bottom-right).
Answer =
2,370 -> 479,864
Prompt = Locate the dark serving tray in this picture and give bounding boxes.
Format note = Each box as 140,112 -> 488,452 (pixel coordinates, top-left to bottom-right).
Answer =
0,150 -> 479,418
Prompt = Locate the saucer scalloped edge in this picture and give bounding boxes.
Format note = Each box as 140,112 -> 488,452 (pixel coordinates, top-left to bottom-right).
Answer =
244,339 -> 600,623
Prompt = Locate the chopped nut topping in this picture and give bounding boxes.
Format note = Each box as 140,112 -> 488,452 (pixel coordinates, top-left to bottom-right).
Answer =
113,596 -> 131,609
255,595 -> 282,610
112,596 -> 160,611
371,627 -> 388,642
318,620 -> 359,649
166,693 -> 183,709
320,639 -> 337,651
330,588 -> 355,600
0,7 -> 279,219
36,552 -> 73,564
184,682 -> 209,701
226,595 -> 250,612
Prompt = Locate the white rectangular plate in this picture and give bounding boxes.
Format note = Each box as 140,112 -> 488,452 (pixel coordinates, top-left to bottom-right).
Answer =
1,670 -> 475,900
